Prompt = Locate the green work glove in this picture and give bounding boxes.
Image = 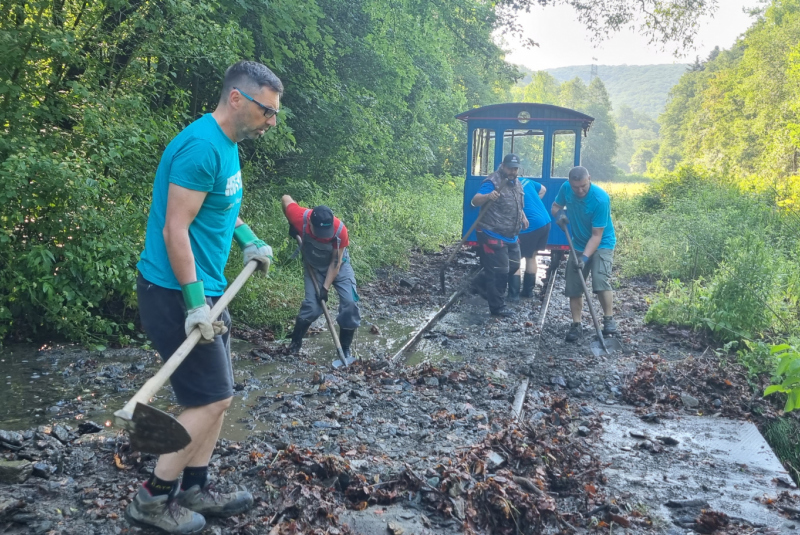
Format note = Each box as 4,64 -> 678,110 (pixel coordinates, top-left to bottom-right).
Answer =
181,280 -> 227,342
234,224 -> 273,274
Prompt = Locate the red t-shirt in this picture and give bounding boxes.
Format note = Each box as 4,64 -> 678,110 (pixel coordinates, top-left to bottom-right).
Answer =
285,202 -> 349,248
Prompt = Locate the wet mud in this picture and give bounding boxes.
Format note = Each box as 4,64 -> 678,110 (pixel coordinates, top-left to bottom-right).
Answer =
1,249 -> 798,534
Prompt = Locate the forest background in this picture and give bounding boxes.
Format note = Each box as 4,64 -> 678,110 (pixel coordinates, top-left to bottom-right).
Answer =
4,0 -> 800,365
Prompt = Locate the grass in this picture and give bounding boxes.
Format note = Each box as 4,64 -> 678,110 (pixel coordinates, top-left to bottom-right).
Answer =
594,173 -> 652,198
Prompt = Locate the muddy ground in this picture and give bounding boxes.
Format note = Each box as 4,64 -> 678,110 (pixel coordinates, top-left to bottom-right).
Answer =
1,249 -> 799,534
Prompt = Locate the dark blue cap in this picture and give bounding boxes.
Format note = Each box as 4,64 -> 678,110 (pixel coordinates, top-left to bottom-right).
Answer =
503,153 -> 520,168
310,205 -> 335,238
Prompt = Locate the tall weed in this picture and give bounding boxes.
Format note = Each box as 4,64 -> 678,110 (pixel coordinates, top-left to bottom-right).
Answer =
619,165 -> 800,342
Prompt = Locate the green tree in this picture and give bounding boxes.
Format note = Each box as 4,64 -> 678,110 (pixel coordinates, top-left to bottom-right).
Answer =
579,78 -> 619,179
511,71 -> 560,104
652,0 -> 800,180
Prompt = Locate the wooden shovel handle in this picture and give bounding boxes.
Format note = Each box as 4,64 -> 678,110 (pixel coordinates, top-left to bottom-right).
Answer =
294,236 -> 346,361
115,261 -> 259,420
558,223 -> 607,347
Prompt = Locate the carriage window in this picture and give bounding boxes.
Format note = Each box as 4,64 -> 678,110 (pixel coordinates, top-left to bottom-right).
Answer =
471,128 -> 495,176
503,129 -> 544,177
551,130 -> 577,177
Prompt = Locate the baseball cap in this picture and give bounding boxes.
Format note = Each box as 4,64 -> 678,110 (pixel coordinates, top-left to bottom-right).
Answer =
503,154 -> 521,168
310,205 -> 335,238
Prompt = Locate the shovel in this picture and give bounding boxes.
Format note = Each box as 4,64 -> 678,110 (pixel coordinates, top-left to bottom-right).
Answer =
114,260 -> 259,454
294,236 -> 356,368
556,218 -> 623,357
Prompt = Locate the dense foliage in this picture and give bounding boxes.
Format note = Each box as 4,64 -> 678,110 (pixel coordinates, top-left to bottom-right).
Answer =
0,0 -> 514,344
615,105 -> 660,173
652,1 -> 800,180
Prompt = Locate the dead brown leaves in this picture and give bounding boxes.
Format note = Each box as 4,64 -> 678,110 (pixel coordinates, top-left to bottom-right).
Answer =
622,355 -> 779,421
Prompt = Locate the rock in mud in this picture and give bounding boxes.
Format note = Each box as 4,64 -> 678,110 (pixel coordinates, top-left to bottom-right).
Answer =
666,498 -> 710,509
50,424 -> 70,444
487,450 -> 506,469
0,460 -> 33,484
32,462 -> 56,479
681,393 -> 700,409
0,430 -> 23,447
77,421 -> 103,434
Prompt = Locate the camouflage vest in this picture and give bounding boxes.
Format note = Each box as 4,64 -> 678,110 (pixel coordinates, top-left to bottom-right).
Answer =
478,170 -> 524,238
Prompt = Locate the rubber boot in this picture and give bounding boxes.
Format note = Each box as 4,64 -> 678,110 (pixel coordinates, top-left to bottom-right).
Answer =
507,273 -> 521,303
288,318 -> 312,353
521,272 -> 536,298
339,328 -> 356,365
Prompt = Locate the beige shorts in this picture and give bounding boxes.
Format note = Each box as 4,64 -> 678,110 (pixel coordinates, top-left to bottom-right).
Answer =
564,248 -> 614,297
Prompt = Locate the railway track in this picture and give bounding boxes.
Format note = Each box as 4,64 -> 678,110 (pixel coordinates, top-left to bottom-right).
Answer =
386,250 -> 565,420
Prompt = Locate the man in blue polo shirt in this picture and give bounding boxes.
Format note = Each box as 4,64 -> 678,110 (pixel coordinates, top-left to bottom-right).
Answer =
550,166 -> 617,343
130,61 -> 280,533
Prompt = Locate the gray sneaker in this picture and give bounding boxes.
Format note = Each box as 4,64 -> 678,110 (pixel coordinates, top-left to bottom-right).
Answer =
565,322 -> 583,342
602,316 -> 618,336
177,482 -> 253,517
125,487 -> 205,534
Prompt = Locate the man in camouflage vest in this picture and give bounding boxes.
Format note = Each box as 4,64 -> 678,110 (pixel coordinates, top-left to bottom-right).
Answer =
470,154 -> 529,317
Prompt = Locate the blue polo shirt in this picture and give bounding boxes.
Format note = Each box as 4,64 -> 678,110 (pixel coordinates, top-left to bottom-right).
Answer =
519,178 -> 550,234
138,114 -> 243,295
554,182 -> 616,251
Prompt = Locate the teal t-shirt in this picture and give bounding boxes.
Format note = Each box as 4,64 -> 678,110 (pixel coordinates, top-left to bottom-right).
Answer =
554,182 -> 616,251
138,114 -> 243,295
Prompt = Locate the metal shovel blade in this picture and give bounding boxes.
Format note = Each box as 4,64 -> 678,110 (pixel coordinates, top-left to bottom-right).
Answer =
115,402 -> 192,455
332,356 -> 357,369
590,336 -> 623,357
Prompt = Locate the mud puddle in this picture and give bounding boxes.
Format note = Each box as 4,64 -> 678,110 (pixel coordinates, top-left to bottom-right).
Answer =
0,309 -> 459,441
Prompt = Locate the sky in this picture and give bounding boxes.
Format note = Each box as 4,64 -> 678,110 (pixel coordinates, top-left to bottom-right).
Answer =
502,0 -> 759,70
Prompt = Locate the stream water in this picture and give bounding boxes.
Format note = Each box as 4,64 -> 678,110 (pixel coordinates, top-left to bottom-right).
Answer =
0,310 -> 459,441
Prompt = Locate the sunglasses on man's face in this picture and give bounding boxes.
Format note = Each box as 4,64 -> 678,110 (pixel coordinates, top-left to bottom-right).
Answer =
234,87 -> 279,119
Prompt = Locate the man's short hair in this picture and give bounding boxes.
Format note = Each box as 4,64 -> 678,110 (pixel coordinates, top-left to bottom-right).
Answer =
220,61 -> 283,103
568,166 -> 590,182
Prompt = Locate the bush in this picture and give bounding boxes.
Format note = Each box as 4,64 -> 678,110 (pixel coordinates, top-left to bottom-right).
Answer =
623,165 -> 800,342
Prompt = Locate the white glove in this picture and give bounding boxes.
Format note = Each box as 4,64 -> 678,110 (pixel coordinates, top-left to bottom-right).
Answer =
185,304 -> 228,343
243,241 -> 273,274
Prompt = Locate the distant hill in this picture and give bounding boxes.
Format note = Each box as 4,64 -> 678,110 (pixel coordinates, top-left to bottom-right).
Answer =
519,64 -> 689,118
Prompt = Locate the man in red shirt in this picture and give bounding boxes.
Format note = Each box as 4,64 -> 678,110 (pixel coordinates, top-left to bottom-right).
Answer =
282,195 -> 361,361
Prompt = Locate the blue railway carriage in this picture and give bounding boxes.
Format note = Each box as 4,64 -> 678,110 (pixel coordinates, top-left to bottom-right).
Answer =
455,103 -> 594,260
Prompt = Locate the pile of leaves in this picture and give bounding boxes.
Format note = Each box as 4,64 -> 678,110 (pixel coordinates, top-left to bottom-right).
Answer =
413,396 -> 649,533
622,355 -> 778,420
251,445 -> 354,534
241,395 -> 659,534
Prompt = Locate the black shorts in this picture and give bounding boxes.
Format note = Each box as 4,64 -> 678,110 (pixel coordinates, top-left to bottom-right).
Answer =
519,223 -> 551,258
137,274 -> 233,407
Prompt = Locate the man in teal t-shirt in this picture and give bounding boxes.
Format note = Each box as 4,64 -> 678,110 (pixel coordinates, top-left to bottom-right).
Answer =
551,166 -> 618,343
128,61 -> 280,534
